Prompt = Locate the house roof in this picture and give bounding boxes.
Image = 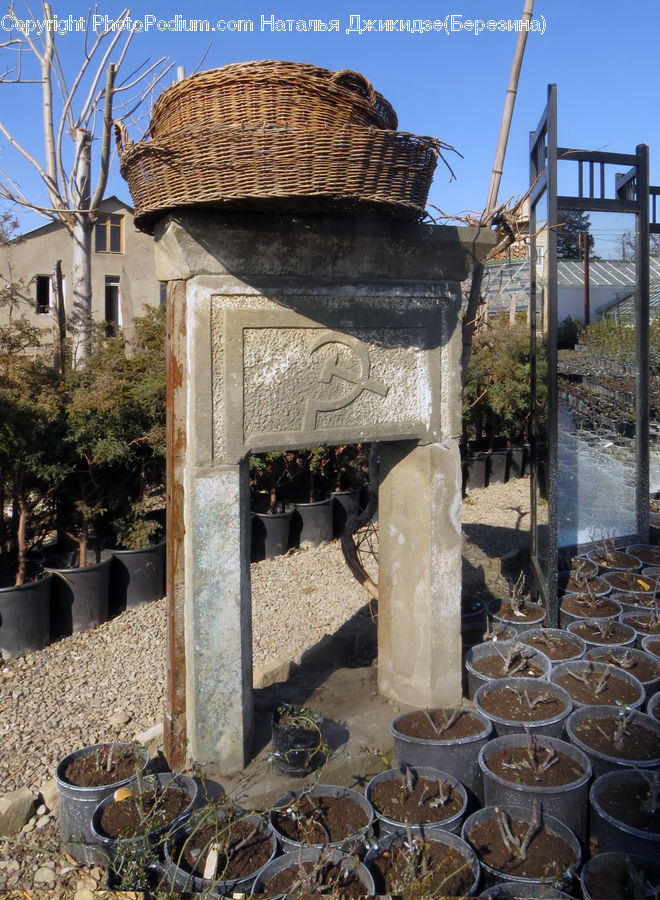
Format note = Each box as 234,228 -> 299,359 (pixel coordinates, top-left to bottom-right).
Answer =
482,259 -> 530,311
13,196 -> 134,241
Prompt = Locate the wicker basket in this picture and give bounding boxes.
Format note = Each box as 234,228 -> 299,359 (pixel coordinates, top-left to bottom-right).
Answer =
149,60 -> 398,138
117,123 -> 439,233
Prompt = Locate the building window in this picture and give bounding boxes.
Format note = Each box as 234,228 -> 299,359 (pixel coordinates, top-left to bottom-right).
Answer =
105,276 -> 120,336
95,214 -> 123,253
35,275 -> 50,314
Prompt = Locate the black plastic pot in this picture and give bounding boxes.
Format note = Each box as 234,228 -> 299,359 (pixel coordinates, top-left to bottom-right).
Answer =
331,488 -> 361,536
290,497 -> 333,549
463,452 -> 487,493
580,851 -> 660,900
45,551 -> 111,639
102,539 -> 165,614
589,768 -> 660,858
55,743 -> 150,865
250,504 -> 294,561
0,572 -> 52,659
487,450 -> 509,486
271,708 -> 323,777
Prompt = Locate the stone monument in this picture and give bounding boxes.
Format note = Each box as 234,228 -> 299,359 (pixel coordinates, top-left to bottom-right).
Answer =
156,211 -> 494,772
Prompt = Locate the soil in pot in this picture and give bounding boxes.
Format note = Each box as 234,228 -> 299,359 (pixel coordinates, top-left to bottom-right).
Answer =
621,610 -> 660,642
627,544 -> 660,567
559,554 -> 598,579
588,546 -> 639,572
270,787 -> 371,849
568,708 -> 660,766
98,779 -> 193,838
567,618 -> 636,649
558,572 -> 610,597
394,707 -> 487,742
475,678 -> 571,735
168,811 -> 275,889
589,646 -> 660,693
368,831 -> 479,898
366,766 -> 466,831
483,739 -> 587,790
580,851 -> 660,900
488,598 -> 547,630
62,744 -> 146,788
593,772 -> 660,837
550,660 -> 645,708
255,849 -> 373,897
466,640 -> 550,699
559,593 -> 620,627
519,627 -> 586,662
603,570 -> 657,594
463,806 -> 579,887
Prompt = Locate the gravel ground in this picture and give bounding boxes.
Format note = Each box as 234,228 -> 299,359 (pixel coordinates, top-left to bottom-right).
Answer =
0,478 -> 530,893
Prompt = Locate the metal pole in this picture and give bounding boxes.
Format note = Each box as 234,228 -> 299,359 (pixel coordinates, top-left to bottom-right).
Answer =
584,233 -> 590,326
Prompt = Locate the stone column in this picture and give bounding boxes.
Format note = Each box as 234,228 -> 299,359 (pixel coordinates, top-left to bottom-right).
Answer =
378,439 -> 463,707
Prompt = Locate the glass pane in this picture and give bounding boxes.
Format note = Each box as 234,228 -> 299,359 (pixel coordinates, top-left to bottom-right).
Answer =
94,219 -> 107,252
109,216 -> 122,253
556,211 -> 638,547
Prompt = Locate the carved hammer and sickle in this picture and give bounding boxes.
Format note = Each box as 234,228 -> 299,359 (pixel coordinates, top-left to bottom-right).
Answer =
303,332 -> 388,431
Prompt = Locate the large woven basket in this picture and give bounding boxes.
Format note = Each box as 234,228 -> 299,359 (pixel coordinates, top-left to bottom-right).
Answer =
149,60 -> 398,138
117,123 -> 439,233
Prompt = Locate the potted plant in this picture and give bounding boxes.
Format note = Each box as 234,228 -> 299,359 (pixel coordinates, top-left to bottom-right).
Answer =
559,592 -> 621,629
365,764 -> 468,835
588,645 -> 660,697
465,640 -> 551,699
462,803 -> 581,893
390,706 -> 493,806
519,627 -> 586,663
0,318 -> 62,657
102,499 -> 165,613
566,617 -> 637,651
580,851 -> 660,900
270,703 -> 325,777
250,450 -> 295,560
565,705 -> 660,778
90,771 -> 198,888
163,803 -> 277,895
365,827 -> 480,897
474,677 -> 573,739
55,739 -> 150,865
478,731 -> 592,843
328,443 -> 368,536
589,768 -> 660,858
251,846 -> 375,896
269,783 -> 374,852
488,576 -> 547,633
549,659 -> 645,709
285,446 -> 334,549
588,537 -> 639,573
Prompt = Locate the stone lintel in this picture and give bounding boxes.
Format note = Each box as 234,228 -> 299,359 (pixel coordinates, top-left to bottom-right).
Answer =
154,212 -> 495,285
378,439 -> 463,707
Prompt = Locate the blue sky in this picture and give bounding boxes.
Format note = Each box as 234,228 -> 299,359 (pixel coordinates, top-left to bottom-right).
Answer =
1,0 -> 658,255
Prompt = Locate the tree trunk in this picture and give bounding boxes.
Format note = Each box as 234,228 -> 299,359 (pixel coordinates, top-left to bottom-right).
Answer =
51,258 -> 66,372
71,128 -> 92,368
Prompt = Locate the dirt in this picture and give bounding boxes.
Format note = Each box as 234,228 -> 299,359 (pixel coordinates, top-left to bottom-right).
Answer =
484,745 -> 587,788
606,571 -> 657,593
471,652 -> 546,680
583,856 -> 660,900
560,593 -> 621,618
552,666 -> 643,706
466,814 -> 578,881
98,784 -> 191,839
369,773 -> 464,826
558,574 -> 610,597
625,613 -> 660,636
61,745 -> 146,787
394,708 -> 485,741
573,714 -> 660,761
477,684 -> 568,723
178,818 -> 273,881
369,838 -> 476,897
490,600 -> 546,624
271,794 -> 369,846
569,620 -> 634,645
261,859 -> 368,897
520,632 -> 584,660
596,780 -> 660,833
590,648 -> 660,684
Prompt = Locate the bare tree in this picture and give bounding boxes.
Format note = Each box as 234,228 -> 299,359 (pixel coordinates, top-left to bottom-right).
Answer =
0,3 -> 171,363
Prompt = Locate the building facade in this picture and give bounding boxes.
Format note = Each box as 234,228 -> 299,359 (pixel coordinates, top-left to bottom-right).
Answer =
0,196 -> 162,334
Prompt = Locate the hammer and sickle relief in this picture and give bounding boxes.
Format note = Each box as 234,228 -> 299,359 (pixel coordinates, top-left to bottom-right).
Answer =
303,331 -> 389,430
